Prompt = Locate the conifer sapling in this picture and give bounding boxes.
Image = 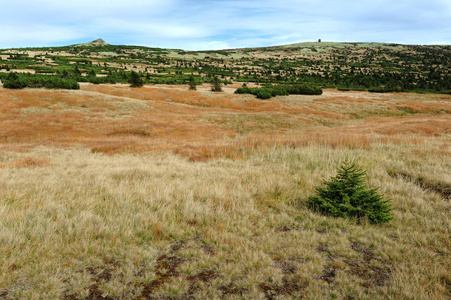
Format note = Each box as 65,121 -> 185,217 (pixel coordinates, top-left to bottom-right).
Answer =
308,161 -> 392,224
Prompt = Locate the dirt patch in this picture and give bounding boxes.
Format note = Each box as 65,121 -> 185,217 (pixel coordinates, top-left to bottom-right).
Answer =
345,260 -> 391,287
258,254 -> 308,299
272,259 -> 297,275
200,244 -> 216,256
350,241 -> 374,261
259,277 -> 305,299
219,282 -> 249,296
316,241 -> 392,287
139,255 -> 186,298
319,265 -> 337,284
60,238 -> 224,299
275,225 -> 295,232
186,269 -> 217,283
0,290 -> 9,298
387,169 -> 451,199
316,244 -> 336,261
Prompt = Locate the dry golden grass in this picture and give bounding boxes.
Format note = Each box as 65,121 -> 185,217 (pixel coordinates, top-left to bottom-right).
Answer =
0,84 -> 450,299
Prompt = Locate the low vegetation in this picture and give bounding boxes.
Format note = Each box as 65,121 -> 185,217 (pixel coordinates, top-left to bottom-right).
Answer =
0,41 -> 449,93
129,71 -> 144,87
0,83 -> 449,299
235,83 -> 322,99
308,161 -> 392,224
1,72 -> 79,89
210,76 -> 223,92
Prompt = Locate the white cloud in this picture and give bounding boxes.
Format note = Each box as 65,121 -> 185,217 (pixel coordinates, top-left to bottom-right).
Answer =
0,0 -> 449,49
91,18 -> 212,39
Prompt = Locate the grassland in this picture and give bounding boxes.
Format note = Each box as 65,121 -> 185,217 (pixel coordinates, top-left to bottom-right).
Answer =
0,83 -> 450,299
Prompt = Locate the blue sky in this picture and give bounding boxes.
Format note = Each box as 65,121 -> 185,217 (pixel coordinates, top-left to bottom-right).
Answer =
1,0 -> 450,50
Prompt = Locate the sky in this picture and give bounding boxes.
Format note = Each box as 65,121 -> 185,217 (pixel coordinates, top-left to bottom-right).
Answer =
1,0 -> 450,50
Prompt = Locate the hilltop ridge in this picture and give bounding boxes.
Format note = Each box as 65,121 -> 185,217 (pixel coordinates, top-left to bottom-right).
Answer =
73,38 -> 109,47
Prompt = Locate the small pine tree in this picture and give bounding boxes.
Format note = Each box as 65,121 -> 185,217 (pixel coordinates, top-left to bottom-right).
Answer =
210,76 -> 222,92
308,161 -> 392,224
129,71 -> 143,88
188,76 -> 197,90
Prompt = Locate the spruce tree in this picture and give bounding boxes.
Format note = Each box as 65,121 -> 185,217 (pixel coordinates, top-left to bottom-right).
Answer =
129,71 -> 144,88
308,161 -> 392,224
188,76 -> 197,90
210,76 -> 222,92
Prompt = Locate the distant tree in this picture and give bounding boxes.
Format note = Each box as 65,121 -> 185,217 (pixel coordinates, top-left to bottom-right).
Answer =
188,76 -> 197,90
129,71 -> 143,88
210,76 -> 222,92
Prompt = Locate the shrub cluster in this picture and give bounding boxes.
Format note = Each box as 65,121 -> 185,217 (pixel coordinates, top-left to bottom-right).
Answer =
307,161 -> 392,224
235,83 -> 322,99
2,73 -> 79,90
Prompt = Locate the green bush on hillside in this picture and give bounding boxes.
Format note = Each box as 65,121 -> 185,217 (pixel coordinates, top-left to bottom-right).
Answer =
234,83 -> 252,94
254,88 -> 271,99
1,73 -> 79,90
307,161 -> 392,224
2,73 -> 27,89
235,83 -> 322,99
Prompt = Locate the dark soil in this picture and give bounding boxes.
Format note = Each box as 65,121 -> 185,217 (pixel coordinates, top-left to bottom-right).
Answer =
259,277 -> 305,300
316,241 -> 392,287
387,170 -> 451,199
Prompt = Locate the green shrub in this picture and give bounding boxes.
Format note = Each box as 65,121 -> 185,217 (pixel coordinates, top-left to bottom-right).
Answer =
210,76 -> 223,92
234,83 -> 252,94
290,84 -> 317,95
2,73 -> 79,90
129,71 -> 144,87
256,88 -> 273,99
3,78 -> 27,89
307,161 -> 392,224
234,83 -> 322,99
188,76 -> 197,90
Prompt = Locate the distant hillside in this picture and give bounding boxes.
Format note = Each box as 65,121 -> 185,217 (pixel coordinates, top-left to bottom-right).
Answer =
278,41 -> 405,52
282,41 -> 403,48
73,38 -> 109,47
0,40 -> 449,93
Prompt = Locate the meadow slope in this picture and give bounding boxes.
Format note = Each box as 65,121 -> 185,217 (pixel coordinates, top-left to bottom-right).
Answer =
0,84 -> 450,299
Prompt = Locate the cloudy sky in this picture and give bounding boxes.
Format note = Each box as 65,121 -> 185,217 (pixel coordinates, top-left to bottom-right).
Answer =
1,0 -> 450,50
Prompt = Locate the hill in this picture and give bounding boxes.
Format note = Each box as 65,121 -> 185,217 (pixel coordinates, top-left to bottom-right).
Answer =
73,38 -> 109,47
0,40 -> 449,93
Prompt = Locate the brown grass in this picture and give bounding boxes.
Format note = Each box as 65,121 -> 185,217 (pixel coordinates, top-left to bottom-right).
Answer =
1,84 -> 449,158
0,156 -> 50,168
0,84 -> 450,298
